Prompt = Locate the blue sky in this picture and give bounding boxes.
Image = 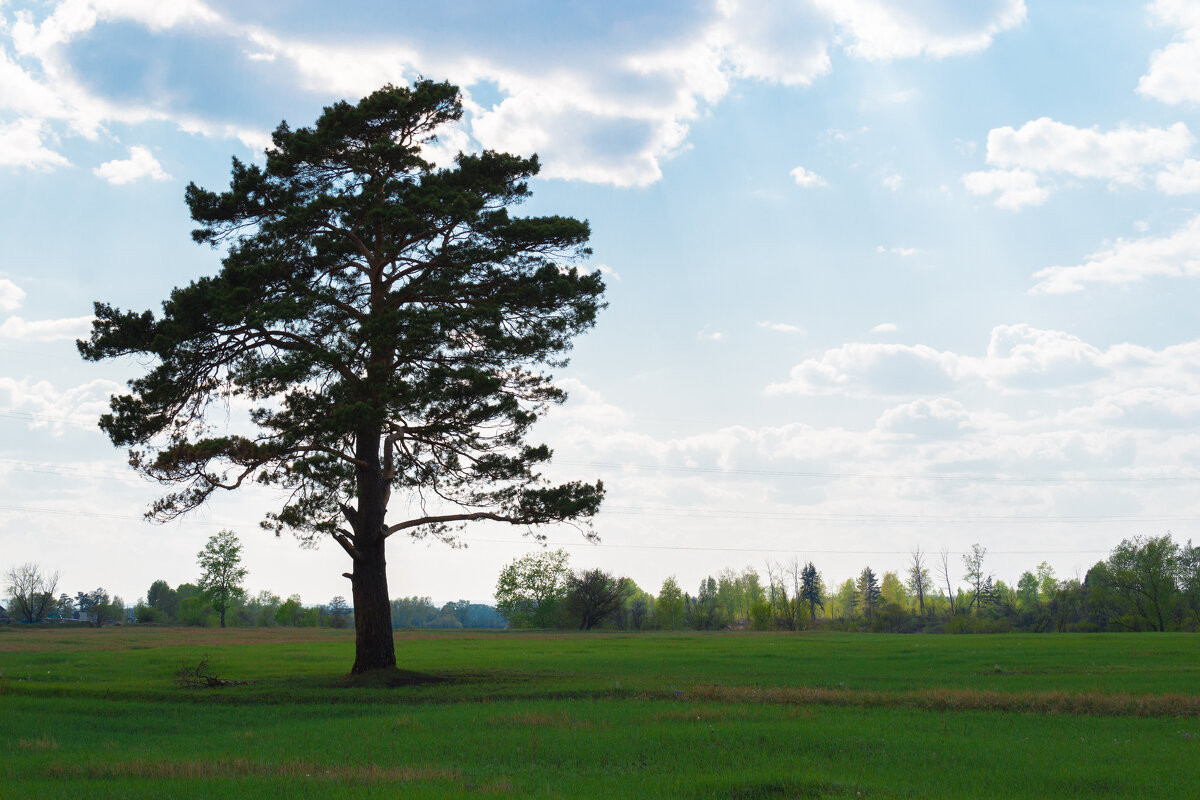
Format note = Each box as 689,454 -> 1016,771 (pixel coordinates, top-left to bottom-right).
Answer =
3,0 -> 1200,607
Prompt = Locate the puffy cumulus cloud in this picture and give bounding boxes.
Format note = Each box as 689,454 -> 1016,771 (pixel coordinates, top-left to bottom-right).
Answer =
962,167 -> 1049,210
717,0 -> 832,86
789,165 -> 826,187
766,324 -> 1200,398
874,397 -> 972,436
0,117 -> 69,169
1156,158 -> 1200,194
814,0 -> 1026,61
0,277 -> 26,311
0,0 -> 247,154
766,341 -> 962,397
92,144 -> 168,184
1066,388 -> 1200,430
529,376 -> 1199,573
0,313 -> 94,341
551,377 -> 632,431
0,375 -> 121,433
1030,213 -> 1200,294
984,118 -> 1194,184
9,0 -> 220,58
983,324 -> 1107,390
1,0 -> 1029,189
1138,0 -> 1200,105
964,116 -> 1200,206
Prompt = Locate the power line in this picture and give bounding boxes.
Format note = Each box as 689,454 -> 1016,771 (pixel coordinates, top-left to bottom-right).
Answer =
559,460 -> 1200,485
458,537 -> 1112,556
0,459 -> 136,482
0,409 -> 97,429
601,505 -> 1194,525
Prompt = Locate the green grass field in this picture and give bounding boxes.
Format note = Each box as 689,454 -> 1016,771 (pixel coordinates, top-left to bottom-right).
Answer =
1,628 -> 1198,798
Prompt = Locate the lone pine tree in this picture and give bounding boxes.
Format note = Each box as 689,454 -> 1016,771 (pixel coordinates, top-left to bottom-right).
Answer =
79,80 -> 606,673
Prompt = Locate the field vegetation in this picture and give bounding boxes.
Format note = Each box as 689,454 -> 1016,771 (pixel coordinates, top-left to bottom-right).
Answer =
1,627 -> 1197,798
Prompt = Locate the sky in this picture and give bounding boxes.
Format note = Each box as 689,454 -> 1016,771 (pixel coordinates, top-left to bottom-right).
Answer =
3,0 -> 1200,608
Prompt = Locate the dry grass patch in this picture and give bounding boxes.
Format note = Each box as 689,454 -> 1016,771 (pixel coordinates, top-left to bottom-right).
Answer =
497,709 -> 590,728
17,735 -> 58,751
45,758 -> 460,783
0,626 -> 356,653
676,685 -> 1200,717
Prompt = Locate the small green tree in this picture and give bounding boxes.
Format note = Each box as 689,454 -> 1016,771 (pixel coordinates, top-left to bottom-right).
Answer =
147,579 -> 181,621
962,543 -> 989,615
1106,534 -> 1179,631
494,549 -> 571,628
1016,570 -> 1040,610
656,576 -> 685,630
856,568 -> 882,621
799,561 -> 824,622
197,529 -> 248,629
565,568 -> 623,630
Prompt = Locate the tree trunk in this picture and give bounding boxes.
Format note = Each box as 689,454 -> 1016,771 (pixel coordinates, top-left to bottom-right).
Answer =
219,607 -> 226,628
349,422 -> 396,674
351,536 -> 395,673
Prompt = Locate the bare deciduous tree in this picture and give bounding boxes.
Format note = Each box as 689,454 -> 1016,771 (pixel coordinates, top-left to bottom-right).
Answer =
5,563 -> 60,623
938,547 -> 957,617
907,546 -> 931,616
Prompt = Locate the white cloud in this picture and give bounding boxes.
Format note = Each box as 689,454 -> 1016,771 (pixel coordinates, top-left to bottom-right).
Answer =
1030,213 -> 1200,294
92,145 -> 169,184
595,264 -> 621,281
789,165 -> 827,187
698,327 -> 725,342
1156,158 -> 1200,194
1138,0 -> 1200,105
767,341 -> 961,397
876,245 -> 919,257
0,278 -> 26,312
983,117 -> 1194,184
766,324 -> 1200,398
0,117 -> 69,169
875,397 -> 971,436
871,323 -> 898,333
717,0 -> 832,86
881,172 -> 902,191
962,167 -> 1049,210
0,375 -> 121,433
0,314 -> 94,341
814,0 -> 1027,61
0,0 -> 1029,189
758,320 -> 805,334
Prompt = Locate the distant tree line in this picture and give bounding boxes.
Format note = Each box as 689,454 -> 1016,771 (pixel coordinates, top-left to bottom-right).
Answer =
492,533 -> 1200,633
1,530 -> 505,630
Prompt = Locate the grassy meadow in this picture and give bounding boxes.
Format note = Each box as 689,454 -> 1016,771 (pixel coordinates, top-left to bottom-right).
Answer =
1,627 -> 1198,798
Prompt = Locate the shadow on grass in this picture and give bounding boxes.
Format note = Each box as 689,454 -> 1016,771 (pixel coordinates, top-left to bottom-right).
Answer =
336,668 -> 451,689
